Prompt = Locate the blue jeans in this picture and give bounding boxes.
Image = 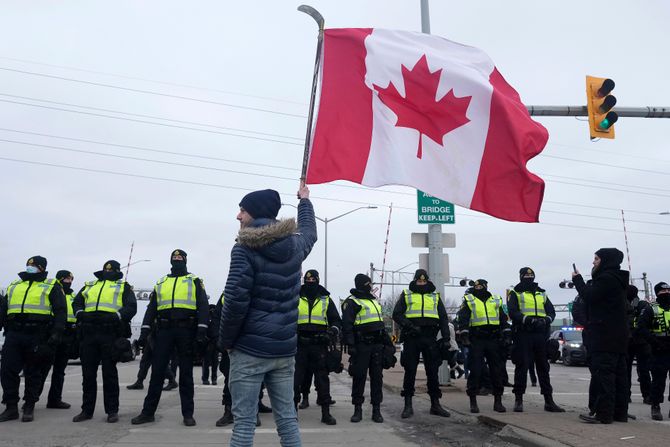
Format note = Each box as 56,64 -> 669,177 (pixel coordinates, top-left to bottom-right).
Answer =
229,350 -> 301,447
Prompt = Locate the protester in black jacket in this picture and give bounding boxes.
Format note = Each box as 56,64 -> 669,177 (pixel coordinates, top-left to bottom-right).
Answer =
572,248 -> 629,424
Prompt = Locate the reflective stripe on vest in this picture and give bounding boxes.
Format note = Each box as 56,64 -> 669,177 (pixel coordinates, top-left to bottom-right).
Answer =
298,296 -> 329,325
6,278 -> 56,315
350,297 -> 383,325
403,289 -> 439,319
155,274 -> 197,311
516,291 -> 547,317
82,280 -> 125,313
464,294 -> 502,327
652,304 -> 670,336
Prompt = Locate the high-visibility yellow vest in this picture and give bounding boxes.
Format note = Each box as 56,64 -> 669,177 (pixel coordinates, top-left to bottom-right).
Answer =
403,289 -> 439,319
6,278 -> 57,316
65,292 -> 76,323
298,295 -> 330,325
514,291 -> 547,317
81,279 -> 126,313
652,304 -> 670,336
155,274 -> 198,311
350,297 -> 383,326
464,294 -> 502,327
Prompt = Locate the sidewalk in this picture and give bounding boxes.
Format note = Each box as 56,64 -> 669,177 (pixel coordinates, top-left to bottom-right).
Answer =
382,363 -> 670,447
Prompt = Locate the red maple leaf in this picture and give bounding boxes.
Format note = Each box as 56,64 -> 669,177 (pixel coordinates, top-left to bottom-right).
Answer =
373,55 -> 472,159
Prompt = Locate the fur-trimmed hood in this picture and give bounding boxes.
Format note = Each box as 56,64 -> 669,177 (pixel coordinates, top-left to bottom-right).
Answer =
237,218 -> 298,262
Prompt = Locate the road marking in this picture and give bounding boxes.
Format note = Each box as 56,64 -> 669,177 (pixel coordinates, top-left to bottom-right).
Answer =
128,427 -> 393,434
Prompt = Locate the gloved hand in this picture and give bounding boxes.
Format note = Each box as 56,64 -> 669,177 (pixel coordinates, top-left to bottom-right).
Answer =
196,327 -> 208,345
346,344 -> 357,358
328,326 -> 340,338
137,328 -> 150,348
533,317 -> 547,331
47,331 -> 62,347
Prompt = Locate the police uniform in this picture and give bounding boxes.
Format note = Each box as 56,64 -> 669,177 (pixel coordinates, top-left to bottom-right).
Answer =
131,249 -> 209,427
392,269 -> 450,419
342,274 -> 387,423
38,270 -> 78,410
0,256 -> 67,423
507,267 -> 564,413
456,279 -> 508,413
639,282 -> 670,421
72,260 -> 137,423
293,270 -> 341,425
626,285 -> 652,404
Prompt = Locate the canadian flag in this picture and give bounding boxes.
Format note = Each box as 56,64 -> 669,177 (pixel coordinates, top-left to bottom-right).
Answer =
305,29 -> 548,223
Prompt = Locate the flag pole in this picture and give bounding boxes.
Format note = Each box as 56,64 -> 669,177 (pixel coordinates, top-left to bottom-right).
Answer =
297,5 -> 325,184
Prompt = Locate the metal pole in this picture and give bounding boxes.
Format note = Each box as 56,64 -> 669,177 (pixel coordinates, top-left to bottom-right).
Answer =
324,217 -> 329,289
621,210 -> 633,281
643,272 -> 650,301
526,105 -> 670,118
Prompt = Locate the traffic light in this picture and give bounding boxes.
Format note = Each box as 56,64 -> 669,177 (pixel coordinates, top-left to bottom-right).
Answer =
586,76 -> 618,139
559,280 -> 574,289
459,278 -> 475,287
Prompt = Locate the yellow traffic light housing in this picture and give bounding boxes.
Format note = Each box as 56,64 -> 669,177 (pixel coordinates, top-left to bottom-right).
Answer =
586,76 -> 618,139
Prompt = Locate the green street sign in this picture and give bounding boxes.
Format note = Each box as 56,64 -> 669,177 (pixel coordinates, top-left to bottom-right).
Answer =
417,191 -> 455,224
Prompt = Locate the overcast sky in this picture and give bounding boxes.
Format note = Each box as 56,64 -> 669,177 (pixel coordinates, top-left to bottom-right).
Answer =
1,1 -> 669,314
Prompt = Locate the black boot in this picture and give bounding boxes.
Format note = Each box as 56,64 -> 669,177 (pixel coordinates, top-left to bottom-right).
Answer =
514,394 -> 523,412
72,411 -> 93,422
216,405 -> 233,427
651,404 -> 663,421
371,404 -> 384,423
299,393 -> 310,409
46,400 -> 71,409
258,401 -> 272,413
401,396 -> 413,419
163,380 -> 178,391
493,395 -> 506,413
127,380 -> 144,390
544,394 -> 565,412
256,414 -> 261,427
131,413 -> 155,425
183,416 -> 196,426
320,405 -> 336,425
0,404 -> 19,422
21,403 -> 34,422
469,395 -> 479,414
429,396 -> 450,417
350,404 -> 362,423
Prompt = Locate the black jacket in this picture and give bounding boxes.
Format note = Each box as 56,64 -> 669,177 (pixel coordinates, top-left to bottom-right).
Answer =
392,281 -> 449,339
298,284 -> 341,333
456,290 -> 509,336
507,281 -> 556,330
572,252 -> 629,354
638,301 -> 670,352
141,274 -> 209,329
341,288 -> 386,346
628,297 -> 651,346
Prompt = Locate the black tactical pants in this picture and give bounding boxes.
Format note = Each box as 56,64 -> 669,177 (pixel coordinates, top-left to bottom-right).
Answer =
219,351 -> 232,406
590,351 -> 628,423
512,331 -> 553,396
141,325 -> 196,418
39,327 -> 77,404
294,339 -> 331,406
350,342 -> 384,405
627,341 -> 651,400
401,334 -> 442,398
1,330 -> 50,405
650,349 -> 670,405
466,336 -> 504,397
80,328 -> 119,415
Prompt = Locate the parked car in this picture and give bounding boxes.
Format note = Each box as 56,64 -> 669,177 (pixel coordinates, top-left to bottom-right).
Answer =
549,327 -> 586,366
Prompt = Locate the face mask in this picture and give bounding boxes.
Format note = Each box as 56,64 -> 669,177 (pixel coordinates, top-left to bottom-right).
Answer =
26,266 -> 40,274
171,260 -> 187,269
658,295 -> 670,308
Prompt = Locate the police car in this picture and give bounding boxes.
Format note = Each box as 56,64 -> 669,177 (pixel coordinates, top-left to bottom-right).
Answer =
549,326 -> 586,366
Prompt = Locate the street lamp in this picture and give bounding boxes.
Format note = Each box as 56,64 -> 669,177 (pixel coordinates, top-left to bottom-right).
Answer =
282,203 -> 377,288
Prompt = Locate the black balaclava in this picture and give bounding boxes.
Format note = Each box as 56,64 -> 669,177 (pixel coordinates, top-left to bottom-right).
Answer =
302,269 -> 320,298
56,270 -> 74,294
593,248 -> 624,277
409,268 -> 435,294
626,285 -> 639,303
95,260 -> 123,281
472,279 -> 489,299
519,267 -> 535,285
655,282 -> 670,309
355,273 -> 373,293
170,249 -> 188,276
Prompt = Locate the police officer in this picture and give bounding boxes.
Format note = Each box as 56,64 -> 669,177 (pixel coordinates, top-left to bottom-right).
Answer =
639,282 -> 670,421
456,279 -> 508,413
626,285 -> 652,404
342,273 -> 386,423
72,260 -> 137,423
0,256 -> 66,422
507,267 -> 564,413
392,269 -> 451,419
202,304 -> 219,385
294,270 -> 341,425
38,270 -> 78,410
131,249 -> 209,427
